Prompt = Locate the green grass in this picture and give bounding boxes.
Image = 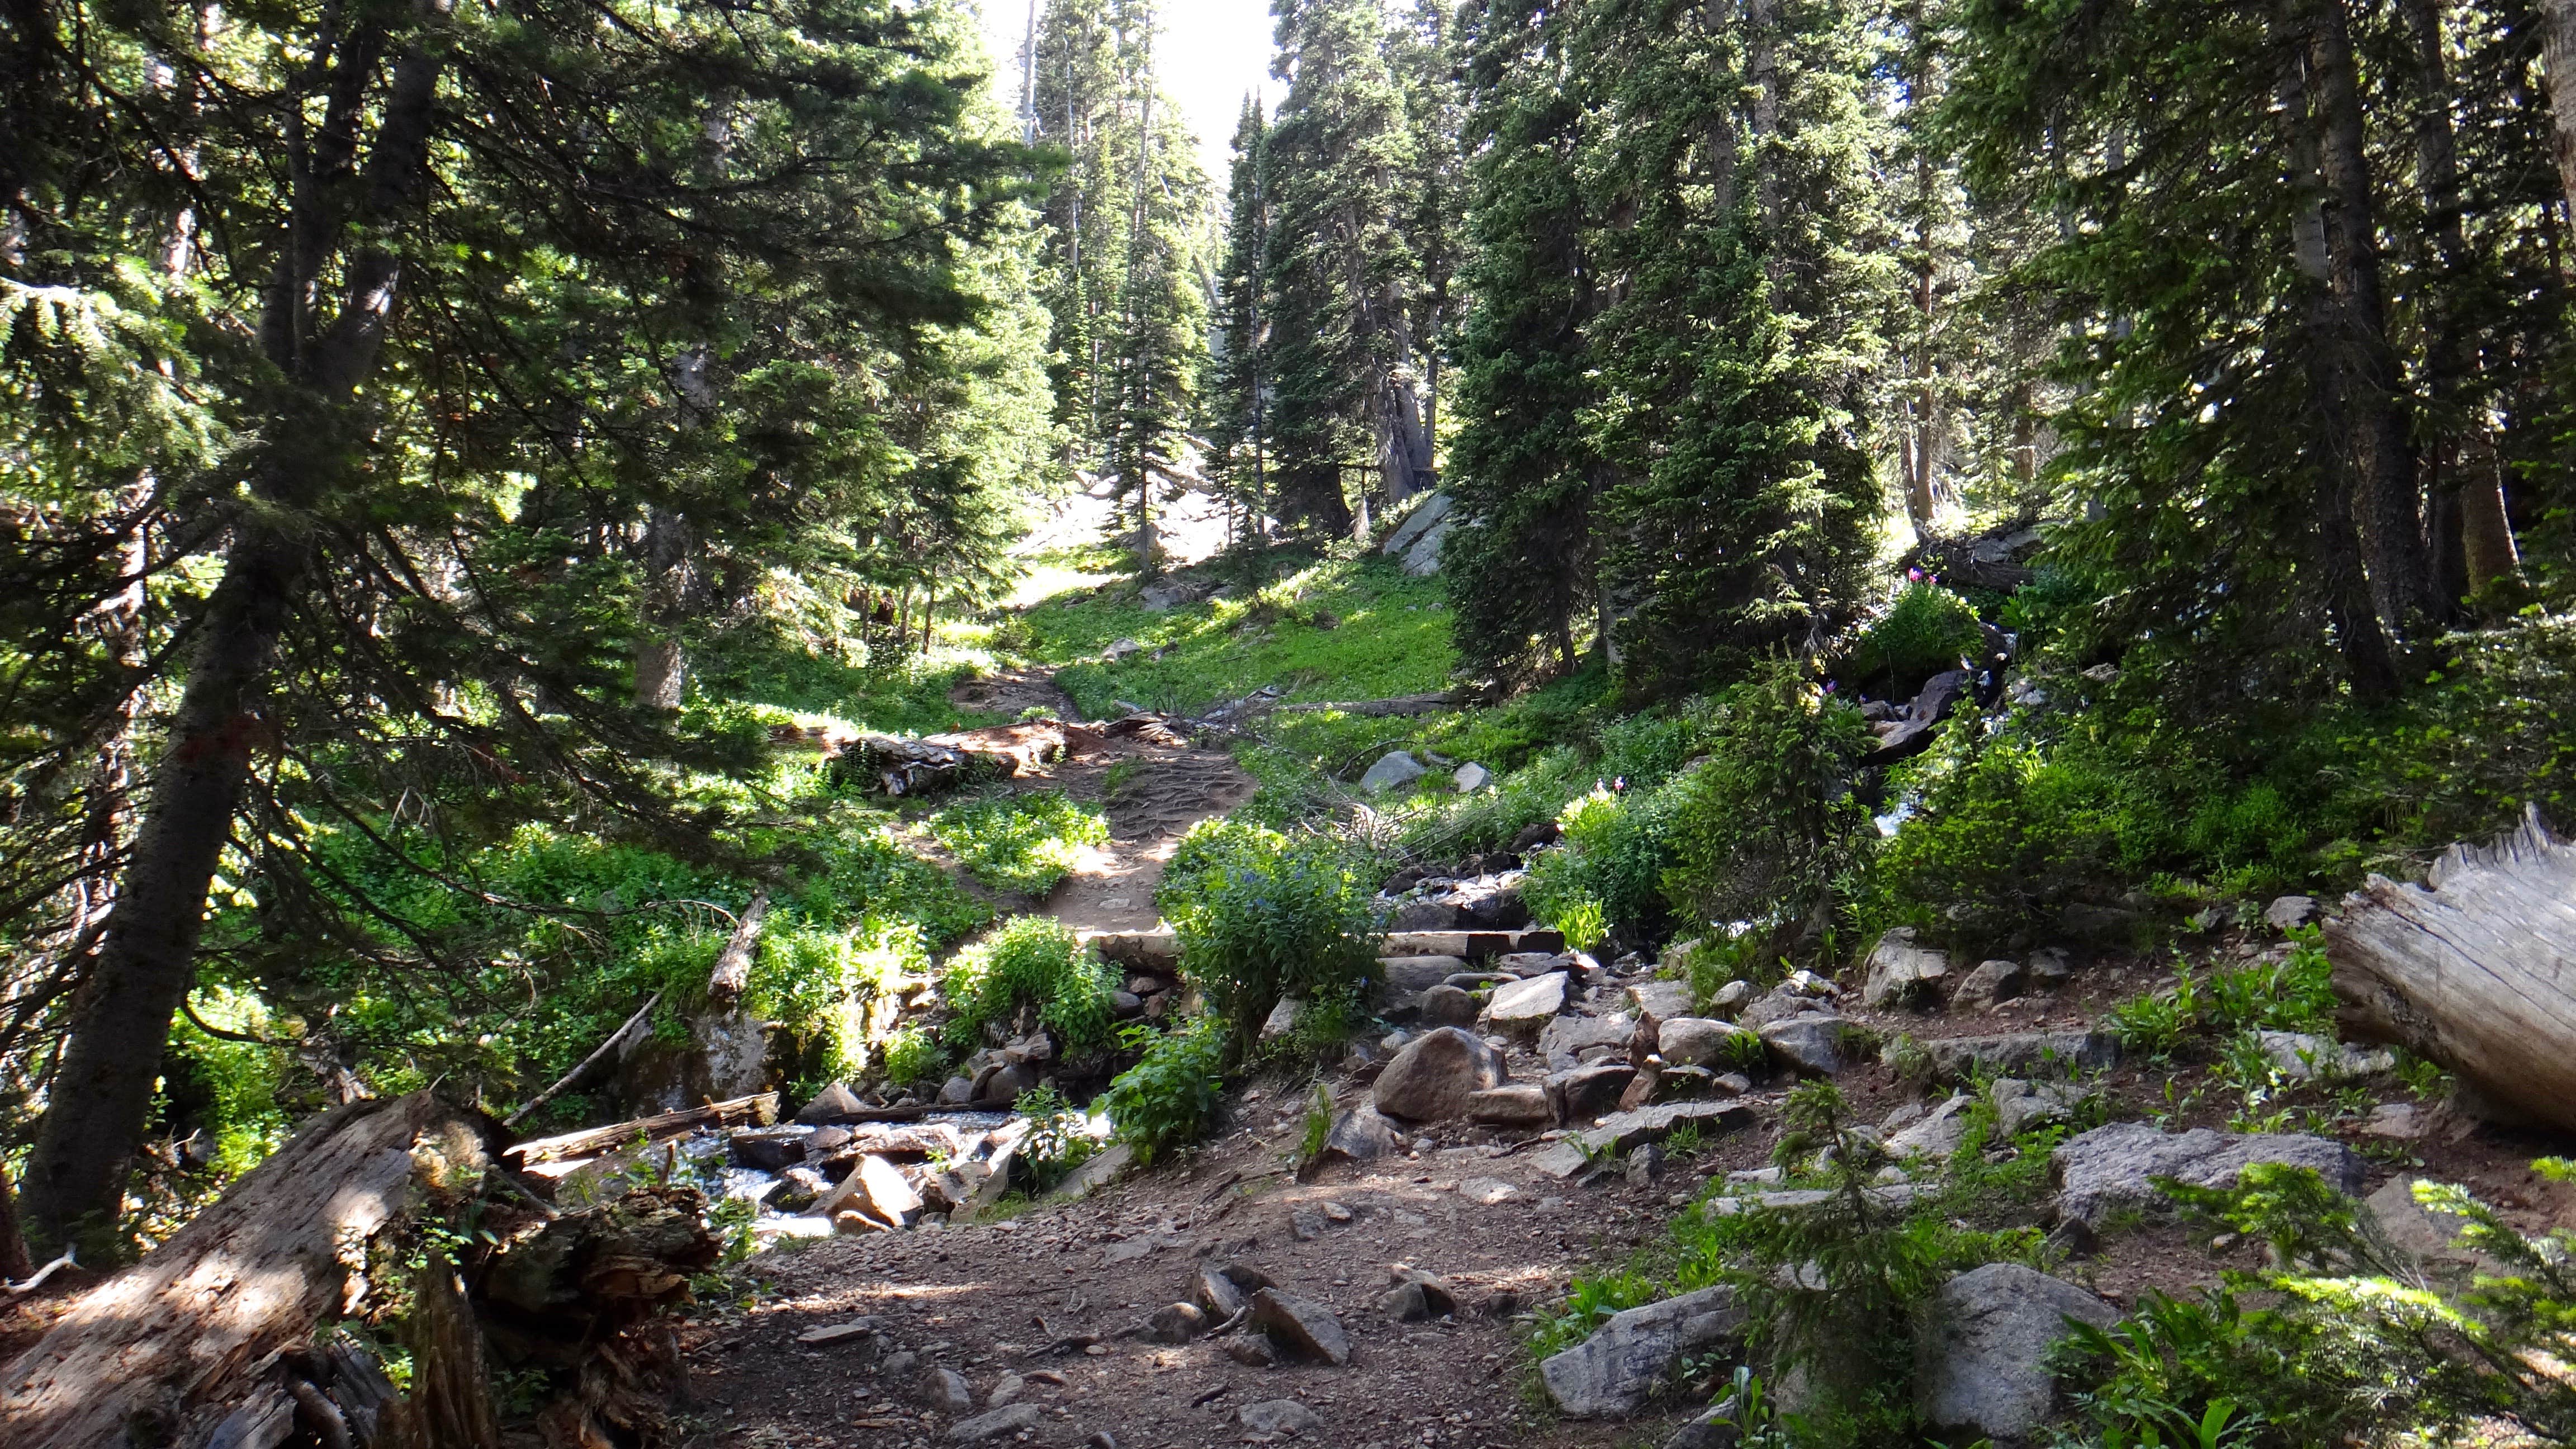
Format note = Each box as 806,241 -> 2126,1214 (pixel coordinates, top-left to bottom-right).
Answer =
929,790 -> 1110,896
1013,553 -> 1457,719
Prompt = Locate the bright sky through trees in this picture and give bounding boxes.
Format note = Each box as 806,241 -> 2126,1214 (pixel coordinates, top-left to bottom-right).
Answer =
975,0 -> 1277,183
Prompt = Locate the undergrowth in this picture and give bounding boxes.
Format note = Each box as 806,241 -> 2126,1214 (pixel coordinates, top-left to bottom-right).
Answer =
930,789 -> 1109,895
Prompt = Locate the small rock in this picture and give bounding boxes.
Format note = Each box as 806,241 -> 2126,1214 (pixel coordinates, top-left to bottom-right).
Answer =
2026,947 -> 2074,984
1313,1103 -> 1399,1169
1665,1401 -> 1745,1449
1988,1077 -> 2091,1138
1224,1335 -> 1280,1367
2361,1101 -> 2426,1139
1102,637 -> 1144,660
920,1364 -> 973,1413
1758,1014 -> 1848,1076
1147,1301 -> 1206,1343
1372,1027 -> 1509,1122
1459,1176 -> 1520,1205
1863,928 -> 1951,1008
1360,751 -> 1431,793
1238,1399 -> 1324,1437
1710,979 -> 1753,1014
1626,1143 -> 1664,1183
1467,1083 -> 1555,1128
985,1371 -> 1025,1407
795,1319 -> 879,1347
1380,1272 -> 1456,1322
1714,1072 -> 1751,1095
1659,1017 -> 1757,1069
1915,1262 -> 2119,1441
1884,1093 -> 1975,1161
1251,1288 -> 1352,1365
1540,1012 -> 1635,1068
948,1403 -> 1045,1443
2264,894 -> 2322,931
2254,1030 -> 2395,1082
795,1082 -> 864,1125
1377,955 -> 1470,997
1627,979 -> 1696,1021
1414,983 -> 1481,1028
1950,958 -> 2025,1012
1481,972 -> 1570,1036
1196,1262 -> 1275,1318
881,1349 -> 918,1378
1455,762 -> 1494,792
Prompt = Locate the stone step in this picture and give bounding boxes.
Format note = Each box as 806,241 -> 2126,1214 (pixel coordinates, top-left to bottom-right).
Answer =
1380,927 -> 1565,960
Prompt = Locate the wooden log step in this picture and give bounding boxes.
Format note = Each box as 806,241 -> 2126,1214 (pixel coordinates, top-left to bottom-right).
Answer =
504,1092 -> 779,1167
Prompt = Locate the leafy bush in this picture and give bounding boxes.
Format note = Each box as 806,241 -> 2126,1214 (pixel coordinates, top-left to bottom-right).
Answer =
1099,1016 -> 1229,1163
930,790 -> 1110,896
1158,821 -> 1381,1055
2099,930 -> 2335,1057
879,1025 -> 945,1086
1012,1083 -> 1102,1191
1839,581 -> 1984,697
1523,783 -> 1682,941
2056,1161 -> 2576,1446
938,916 -> 1117,1050
747,914 -> 926,1090
1659,666 -> 1876,949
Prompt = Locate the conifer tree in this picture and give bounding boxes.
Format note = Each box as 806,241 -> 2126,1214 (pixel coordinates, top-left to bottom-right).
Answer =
1208,97 -> 1278,537
1264,0 -> 1430,534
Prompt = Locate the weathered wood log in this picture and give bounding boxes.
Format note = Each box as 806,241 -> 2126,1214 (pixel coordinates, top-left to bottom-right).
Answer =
2328,803 -> 2576,1130
0,1093 -> 494,1448
703,891 -> 770,1003
503,1092 -> 778,1167
505,992 -> 663,1130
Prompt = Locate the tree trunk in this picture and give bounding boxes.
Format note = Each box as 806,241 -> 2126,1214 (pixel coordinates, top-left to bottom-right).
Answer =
2459,434 -> 2521,594
2328,804 -> 2576,1132
633,505 -> 692,711
2543,0 -> 2576,222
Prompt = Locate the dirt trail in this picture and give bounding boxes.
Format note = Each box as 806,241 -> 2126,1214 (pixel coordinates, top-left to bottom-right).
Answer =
947,668 -> 1258,936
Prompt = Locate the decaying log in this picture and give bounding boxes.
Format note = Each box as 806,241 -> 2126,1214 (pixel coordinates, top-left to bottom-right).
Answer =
0,1093 -> 493,1448
2328,803 -> 2576,1130
505,992 -> 662,1130
702,891 -> 769,1003
504,1092 -> 778,1167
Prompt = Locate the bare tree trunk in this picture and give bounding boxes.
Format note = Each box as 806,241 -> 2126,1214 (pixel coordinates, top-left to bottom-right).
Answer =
2544,0 -> 2576,222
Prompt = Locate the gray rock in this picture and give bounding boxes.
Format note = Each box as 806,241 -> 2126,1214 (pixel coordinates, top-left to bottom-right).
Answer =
1467,1083 -> 1556,1128
881,1349 -> 918,1379
1659,1017 -> 1757,1069
1665,1401 -> 1744,1449
920,1364 -> 973,1413
1710,979 -> 1753,1015
1415,983 -> 1481,1028
984,1372 -> 1024,1408
1950,959 -> 2026,1012
1627,1143 -> 1664,1183
1481,972 -> 1569,1036
1377,955 -> 1471,996
1225,1335 -> 1279,1367
1052,1142 -> 1134,1200
1459,1176 -> 1520,1205
1111,989 -> 1144,1018
1139,577 -> 1204,610
1314,1103 -> 1399,1168
1238,1398 -> 1325,1437
1703,1184 -> 1923,1219
1380,1267 -> 1457,1322
1252,1287 -> 1352,1365
1361,751 -> 1431,793
1863,928 -> 1952,1007
2254,1030 -> 2395,1082
2264,894 -> 2322,931
796,1082 -> 864,1125
973,1060 -> 1038,1107
1383,490 -> 1455,556
1759,1014 -> 1848,1076
1886,1093 -> 1976,1161
728,1126 -> 812,1172
948,1403 -> 1045,1443
1389,897 -> 1463,931
1627,979 -> 1697,1021
1546,1063 -> 1637,1121
1988,1077 -> 2091,1138
1541,1013 -> 1636,1068
2051,1122 -> 2365,1227
2364,1177 -> 2499,1285
1196,1262 -> 1276,1318
1740,982 -> 1833,1030
1915,1263 -> 2119,1442
1536,1099 -> 1756,1176
1539,1286 -> 1744,1417
1373,1027 -> 1509,1122
1923,1031 -> 2119,1082
1455,762 -> 1494,792
817,1154 -> 923,1225
1260,996 -> 1305,1041
2026,947 -> 2075,984
1445,877 -> 1533,930
937,1075 -> 975,1105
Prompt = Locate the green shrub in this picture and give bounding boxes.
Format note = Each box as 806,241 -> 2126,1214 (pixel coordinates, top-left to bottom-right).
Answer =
1100,1016 -> 1229,1163
938,916 -> 1117,1050
879,1025 -> 945,1086
1012,1083 -> 1102,1191
1523,783 -> 1682,940
1158,821 -> 1380,1055
1839,581 -> 1984,697
2099,930 -> 2335,1057
930,790 -> 1110,896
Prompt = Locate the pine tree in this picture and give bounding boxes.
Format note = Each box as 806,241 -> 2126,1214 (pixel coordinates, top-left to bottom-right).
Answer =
1263,0 -> 1429,534
1208,97 -> 1277,539
1102,24 -> 1212,574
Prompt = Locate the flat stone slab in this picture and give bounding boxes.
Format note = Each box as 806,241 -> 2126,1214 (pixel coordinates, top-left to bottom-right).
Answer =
1626,979 -> 1696,1021
1483,972 -> 1569,1034
1922,1031 -> 2120,1082
1536,1100 -> 1755,1177
1540,1286 -> 1743,1417
2051,1121 -> 2364,1227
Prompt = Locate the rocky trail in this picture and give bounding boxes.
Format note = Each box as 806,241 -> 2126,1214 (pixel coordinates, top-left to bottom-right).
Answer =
662,855 -> 2576,1449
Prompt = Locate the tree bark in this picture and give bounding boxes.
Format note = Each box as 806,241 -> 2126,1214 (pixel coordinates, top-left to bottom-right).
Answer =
2543,0 -> 2576,222
2328,804 -> 2576,1132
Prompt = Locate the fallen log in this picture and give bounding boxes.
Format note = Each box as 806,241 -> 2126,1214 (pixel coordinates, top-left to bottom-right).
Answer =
504,1092 -> 779,1167
1276,691 -> 1460,718
703,890 -> 770,1003
505,991 -> 662,1129
2328,803 -> 2576,1131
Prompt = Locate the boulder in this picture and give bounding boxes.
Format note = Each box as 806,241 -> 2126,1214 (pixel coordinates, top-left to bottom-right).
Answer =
1361,751 -> 1431,793
2051,1122 -> 2365,1227
728,1127 -> 811,1171
1196,1262 -> 1276,1318
1373,1027 -> 1509,1121
1389,898 -> 1463,931
1627,979 -> 1696,1021
817,1154 -> 923,1226
1448,878 -> 1533,930
1922,1031 -> 2119,1082
2363,1177 -> 2500,1285
1950,958 -> 2025,1012
1415,983 -> 1481,1028
796,1082 -> 864,1125
1740,981 -> 1834,1030
1377,955 -> 1471,997
1546,1063 -> 1637,1121
1759,1014 -> 1849,1076
2025,947 -> 2075,984
1455,763 -> 1494,792
1139,576 -> 1204,610
1239,1398 -> 1325,1437
1252,1288 -> 1352,1365
1915,1263 -> 2120,1443
2264,894 -> 2322,931
1539,1286 -> 1744,1417
1987,1077 -> 2091,1138
1659,1017 -> 1757,1069
948,1404 -> 1045,1443
1542,1013 -> 1636,1068
1053,1142 -> 1134,1200
1885,1093 -> 1976,1161
1466,1083 -> 1555,1128
1384,490 -> 1455,557
937,1075 -> 974,1105
1863,929 -> 1952,1008
1482,972 -> 1569,1036
2253,1030 -> 2395,1082
1709,979 -> 1753,1015
1312,1104 -> 1399,1169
